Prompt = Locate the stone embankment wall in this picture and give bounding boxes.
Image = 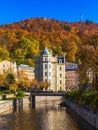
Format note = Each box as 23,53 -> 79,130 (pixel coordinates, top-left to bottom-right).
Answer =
0,96 -> 30,114
66,99 -> 98,129
0,94 -> 15,100
0,101 -> 13,114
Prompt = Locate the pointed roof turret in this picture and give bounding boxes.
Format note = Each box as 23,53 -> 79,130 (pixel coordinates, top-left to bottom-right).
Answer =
41,47 -> 50,55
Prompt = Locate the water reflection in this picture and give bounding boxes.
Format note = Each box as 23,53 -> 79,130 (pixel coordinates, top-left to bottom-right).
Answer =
0,100 -> 83,130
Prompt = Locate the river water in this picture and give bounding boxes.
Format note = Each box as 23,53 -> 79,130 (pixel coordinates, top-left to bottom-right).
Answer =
0,100 -> 86,130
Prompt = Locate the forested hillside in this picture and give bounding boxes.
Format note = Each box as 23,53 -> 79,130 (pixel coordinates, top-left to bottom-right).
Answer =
0,18 -> 98,66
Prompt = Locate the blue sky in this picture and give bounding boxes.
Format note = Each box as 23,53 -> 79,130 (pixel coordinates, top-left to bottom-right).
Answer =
0,0 -> 98,25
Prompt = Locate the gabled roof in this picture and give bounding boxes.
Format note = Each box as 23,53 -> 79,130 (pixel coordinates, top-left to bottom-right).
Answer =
41,47 -> 50,55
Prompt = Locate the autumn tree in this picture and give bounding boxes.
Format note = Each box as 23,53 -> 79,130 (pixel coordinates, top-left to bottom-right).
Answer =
62,34 -> 80,62
78,41 -> 98,90
30,79 -> 38,89
39,81 -> 51,90
18,70 -> 30,90
85,34 -> 98,90
0,74 -> 6,88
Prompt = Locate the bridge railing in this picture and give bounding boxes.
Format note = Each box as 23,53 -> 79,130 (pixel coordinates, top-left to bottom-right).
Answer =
31,92 -> 66,96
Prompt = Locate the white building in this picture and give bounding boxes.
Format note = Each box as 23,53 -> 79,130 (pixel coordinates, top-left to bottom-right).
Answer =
34,47 -> 65,91
0,60 -> 17,74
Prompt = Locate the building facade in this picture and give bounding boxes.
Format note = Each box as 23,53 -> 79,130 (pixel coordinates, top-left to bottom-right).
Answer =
0,60 -> 17,74
17,64 -> 35,81
34,47 -> 65,91
0,60 -> 34,82
65,62 -> 79,91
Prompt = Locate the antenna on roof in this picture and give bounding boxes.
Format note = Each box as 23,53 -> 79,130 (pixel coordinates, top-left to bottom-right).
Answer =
80,11 -> 83,23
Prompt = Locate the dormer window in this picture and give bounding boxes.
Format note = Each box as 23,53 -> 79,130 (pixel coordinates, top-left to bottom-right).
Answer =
57,56 -> 64,64
58,59 -> 62,63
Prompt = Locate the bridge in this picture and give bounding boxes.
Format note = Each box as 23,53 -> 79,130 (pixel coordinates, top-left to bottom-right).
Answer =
31,92 -> 65,96
30,92 -> 65,107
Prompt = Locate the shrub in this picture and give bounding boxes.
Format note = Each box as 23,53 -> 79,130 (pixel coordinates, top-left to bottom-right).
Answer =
67,89 -> 98,110
16,91 -> 25,97
79,90 -> 97,106
3,90 -> 11,94
0,91 -> 3,95
90,96 -> 98,110
66,89 -> 81,103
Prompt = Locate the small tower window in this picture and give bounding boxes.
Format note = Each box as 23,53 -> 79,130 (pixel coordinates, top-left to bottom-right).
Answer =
49,79 -> 51,83
45,79 -> 47,82
45,64 -> 47,69
49,58 -> 51,61
60,73 -> 62,77
60,66 -> 62,70
49,72 -> 51,76
3,65 -> 5,67
49,64 -> 51,68
3,69 -> 5,73
45,58 -> 47,61
60,80 -> 62,84
45,72 -> 47,76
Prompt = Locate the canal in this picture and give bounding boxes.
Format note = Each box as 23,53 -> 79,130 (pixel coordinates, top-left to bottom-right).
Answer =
0,100 -> 86,130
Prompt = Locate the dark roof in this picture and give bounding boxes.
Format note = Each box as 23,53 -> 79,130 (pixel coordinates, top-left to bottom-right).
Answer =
65,69 -> 78,71
41,47 -> 50,55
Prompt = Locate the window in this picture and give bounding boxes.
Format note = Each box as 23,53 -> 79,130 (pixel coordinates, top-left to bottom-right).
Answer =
49,64 -> 51,68
45,72 -> 47,76
45,79 -> 47,81
3,65 -> 5,67
49,79 -> 51,83
45,58 -> 47,61
3,69 -> 5,73
49,72 -> 51,76
49,58 -> 51,61
45,64 -> 47,69
59,59 -> 62,63
60,73 -> 62,77
60,80 -> 62,84
43,57 -> 48,61
60,66 -> 62,70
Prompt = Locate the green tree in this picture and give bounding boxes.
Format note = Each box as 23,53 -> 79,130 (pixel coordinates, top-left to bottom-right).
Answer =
0,45 -> 10,61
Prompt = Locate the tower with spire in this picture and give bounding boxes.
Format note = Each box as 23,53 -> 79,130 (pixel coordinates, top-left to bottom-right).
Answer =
34,47 -> 65,91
